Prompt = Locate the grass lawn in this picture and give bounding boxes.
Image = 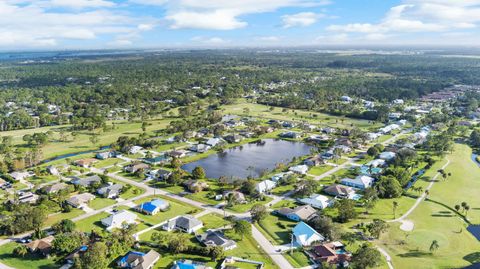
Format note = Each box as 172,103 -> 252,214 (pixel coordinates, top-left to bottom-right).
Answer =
283,250 -> 312,268
227,197 -> 274,213
256,213 -> 298,245
44,208 -> 84,227
75,212 -> 110,232
222,102 -> 381,130
198,213 -> 231,232
88,197 -> 117,210
376,144 -> 480,269
0,242 -> 59,269
92,158 -> 123,168
308,165 -> 335,176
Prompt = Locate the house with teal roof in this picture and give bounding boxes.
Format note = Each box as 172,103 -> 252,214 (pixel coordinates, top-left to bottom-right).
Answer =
292,221 -> 325,246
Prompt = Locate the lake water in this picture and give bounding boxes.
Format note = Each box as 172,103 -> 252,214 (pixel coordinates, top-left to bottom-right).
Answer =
181,139 -> 313,179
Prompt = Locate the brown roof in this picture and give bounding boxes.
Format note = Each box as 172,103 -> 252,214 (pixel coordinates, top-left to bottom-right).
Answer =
25,235 -> 55,254
133,250 -> 160,269
74,158 -> 98,166
324,184 -> 354,197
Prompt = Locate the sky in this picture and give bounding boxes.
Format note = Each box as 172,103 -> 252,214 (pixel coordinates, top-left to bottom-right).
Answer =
2,0 -> 480,50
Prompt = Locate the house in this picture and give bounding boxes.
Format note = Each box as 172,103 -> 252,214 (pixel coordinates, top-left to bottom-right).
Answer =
308,241 -> 351,266
96,151 -> 116,160
171,260 -> 212,269
117,250 -> 160,269
0,178 -> 7,188
280,131 -> 300,139
393,99 -> 404,105
143,155 -> 169,165
282,121 -> 295,128
13,191 -> 39,204
189,144 -> 211,153
124,163 -> 150,173
366,132 -> 380,141
9,171 -> 34,181
323,184 -> 356,199
255,180 -> 276,193
223,191 -> 247,204
341,96 -> 352,103
304,156 -> 324,167
137,199 -> 170,215
271,171 -> 294,182
184,180 -> 209,193
224,134 -> 243,143
322,127 -> 336,134
43,182 -> 69,194
46,165 -> 60,176
341,175 -> 374,190
307,134 -> 330,143
321,152 -> 334,160
163,215 -> 203,234
292,221 -> 324,246
365,159 -> 386,168
168,150 -> 188,158
196,230 -> 237,250
73,158 -> 98,168
333,145 -> 352,154
388,112 -> 402,120
298,194 -> 333,209
335,138 -> 353,147
97,183 -> 123,198
205,138 -> 223,147
129,146 -> 143,154
154,169 -> 173,181
67,193 -> 95,208
25,235 -> 55,256
275,205 -> 318,222
101,210 -> 138,231
289,165 -> 309,175
71,175 -> 102,187
379,151 -> 396,161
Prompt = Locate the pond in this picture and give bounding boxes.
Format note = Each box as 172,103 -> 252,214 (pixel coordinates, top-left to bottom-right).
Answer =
181,139 -> 313,179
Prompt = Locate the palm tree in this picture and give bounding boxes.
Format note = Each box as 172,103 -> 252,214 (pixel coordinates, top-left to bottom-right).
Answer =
393,201 -> 399,219
13,245 -> 28,257
429,240 -> 440,253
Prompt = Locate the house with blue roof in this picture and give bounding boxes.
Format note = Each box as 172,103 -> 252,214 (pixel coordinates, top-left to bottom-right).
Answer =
137,199 -> 170,215
292,221 -> 325,247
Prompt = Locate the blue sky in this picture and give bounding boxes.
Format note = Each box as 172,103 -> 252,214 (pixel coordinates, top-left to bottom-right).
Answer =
1,0 -> 480,50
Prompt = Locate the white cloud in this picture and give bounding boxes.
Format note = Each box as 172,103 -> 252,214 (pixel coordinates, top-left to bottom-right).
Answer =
282,12 -> 321,28
134,0 -> 331,30
257,36 -> 281,42
0,1 -> 154,48
191,36 -> 229,45
327,0 -> 480,39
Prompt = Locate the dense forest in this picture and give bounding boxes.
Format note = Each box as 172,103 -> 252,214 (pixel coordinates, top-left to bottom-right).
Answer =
1,49 -> 480,131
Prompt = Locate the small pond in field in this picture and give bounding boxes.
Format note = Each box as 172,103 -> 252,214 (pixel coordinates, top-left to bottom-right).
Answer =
182,139 -> 313,179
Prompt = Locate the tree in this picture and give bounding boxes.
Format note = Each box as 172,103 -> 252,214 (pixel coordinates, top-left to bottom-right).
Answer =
250,204 -> 268,223
89,133 -> 100,146
336,199 -> 358,223
53,232 -> 87,254
429,240 -> 440,253
366,219 -> 389,239
168,233 -> 189,253
376,176 -> 402,198
52,219 -> 76,234
311,216 -> 340,241
233,220 -> 251,239
470,130 -> 480,147
13,245 -> 28,257
351,244 -> 382,269
171,157 -> 182,170
455,204 -> 461,212
367,146 -> 380,157
78,242 -> 108,269
392,201 -> 399,219
208,246 -> 225,261
167,170 -> 183,185
192,166 -> 206,180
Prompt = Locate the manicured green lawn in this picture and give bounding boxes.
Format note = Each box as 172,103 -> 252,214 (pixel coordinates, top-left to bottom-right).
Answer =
283,250 -> 312,268
308,165 -> 334,176
92,158 -> 122,168
75,212 -> 110,232
0,242 -> 59,269
227,197 -> 273,213
88,197 -> 117,210
256,213 -> 298,245
45,208 -> 84,227
198,213 -> 230,232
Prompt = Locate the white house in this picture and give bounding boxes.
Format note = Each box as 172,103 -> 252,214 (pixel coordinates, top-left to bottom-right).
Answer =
341,175 -> 374,190
366,159 -> 386,168
379,151 -> 396,161
393,99 -> 404,105
129,146 -> 143,154
289,165 -> 309,175
206,138 -> 222,147
298,194 -> 333,209
341,96 -> 352,103
101,210 -> 137,231
255,180 -> 276,194
9,171 -> 34,181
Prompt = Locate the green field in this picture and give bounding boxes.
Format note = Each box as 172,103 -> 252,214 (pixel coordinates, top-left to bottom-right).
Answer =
377,144 -> 480,269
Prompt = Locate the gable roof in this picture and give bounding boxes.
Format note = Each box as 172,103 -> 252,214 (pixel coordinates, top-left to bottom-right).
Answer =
102,210 -> 137,228
324,184 -> 355,197
292,221 -> 324,243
